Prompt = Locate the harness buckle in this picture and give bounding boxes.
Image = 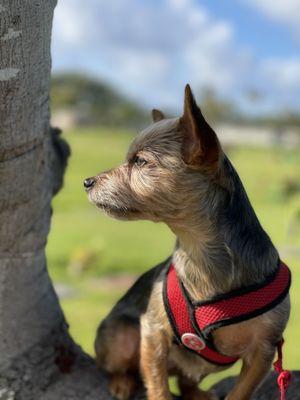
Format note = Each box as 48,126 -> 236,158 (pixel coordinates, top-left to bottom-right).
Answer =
181,333 -> 206,352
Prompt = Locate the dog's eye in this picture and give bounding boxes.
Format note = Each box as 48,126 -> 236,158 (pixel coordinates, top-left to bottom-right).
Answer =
134,156 -> 147,167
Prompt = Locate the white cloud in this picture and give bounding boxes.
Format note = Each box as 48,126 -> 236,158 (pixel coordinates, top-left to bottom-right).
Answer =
245,0 -> 300,37
258,58 -> 300,111
53,1 -> 87,46
52,0 -> 241,109
261,58 -> 300,90
52,0 -> 300,114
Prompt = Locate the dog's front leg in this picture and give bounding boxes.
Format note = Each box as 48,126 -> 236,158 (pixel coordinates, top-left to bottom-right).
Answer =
140,313 -> 172,400
225,346 -> 275,400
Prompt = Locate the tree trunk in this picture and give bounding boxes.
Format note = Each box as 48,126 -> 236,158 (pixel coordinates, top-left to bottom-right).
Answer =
0,1 -> 109,398
0,1 -> 298,399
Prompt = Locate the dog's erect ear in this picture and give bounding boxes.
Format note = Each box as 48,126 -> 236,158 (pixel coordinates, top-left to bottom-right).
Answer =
152,109 -> 165,122
180,84 -> 220,169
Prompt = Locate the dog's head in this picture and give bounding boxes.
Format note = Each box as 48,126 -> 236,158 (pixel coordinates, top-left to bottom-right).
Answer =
85,85 -> 225,227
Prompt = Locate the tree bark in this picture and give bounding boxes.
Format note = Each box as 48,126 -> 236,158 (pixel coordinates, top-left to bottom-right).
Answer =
213,371 -> 300,400
0,1 -> 108,398
0,1 -> 298,399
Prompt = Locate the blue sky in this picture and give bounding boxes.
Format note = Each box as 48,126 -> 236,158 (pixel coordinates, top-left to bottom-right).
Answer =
52,0 -> 300,115
201,0 -> 299,57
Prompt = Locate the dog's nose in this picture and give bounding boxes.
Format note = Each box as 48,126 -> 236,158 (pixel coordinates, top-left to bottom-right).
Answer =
84,177 -> 96,189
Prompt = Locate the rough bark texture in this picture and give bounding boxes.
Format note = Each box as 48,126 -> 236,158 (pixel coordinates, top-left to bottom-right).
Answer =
0,1 -> 298,399
213,371 -> 300,399
0,1 -> 106,398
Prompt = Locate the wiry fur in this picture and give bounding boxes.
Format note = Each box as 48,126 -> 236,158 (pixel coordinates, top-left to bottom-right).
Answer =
86,85 -> 290,400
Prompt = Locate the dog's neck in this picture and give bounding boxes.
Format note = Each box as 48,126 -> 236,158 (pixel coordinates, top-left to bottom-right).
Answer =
169,159 -> 279,300
171,221 -> 236,299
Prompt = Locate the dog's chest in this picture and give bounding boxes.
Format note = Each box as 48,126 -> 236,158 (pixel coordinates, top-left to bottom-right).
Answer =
166,314 -> 273,381
167,343 -> 226,380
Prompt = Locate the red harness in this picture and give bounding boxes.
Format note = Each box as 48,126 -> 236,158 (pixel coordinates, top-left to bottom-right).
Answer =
163,260 -> 292,398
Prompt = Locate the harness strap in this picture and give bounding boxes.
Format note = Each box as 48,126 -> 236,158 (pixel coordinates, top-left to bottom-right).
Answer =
163,264 -> 238,365
194,261 -> 291,337
163,261 -> 291,368
273,339 -> 292,400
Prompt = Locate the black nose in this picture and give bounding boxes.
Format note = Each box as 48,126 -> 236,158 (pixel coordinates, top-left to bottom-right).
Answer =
84,177 -> 96,189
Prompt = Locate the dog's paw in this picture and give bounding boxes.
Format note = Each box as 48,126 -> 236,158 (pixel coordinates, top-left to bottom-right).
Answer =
202,390 -> 219,400
181,388 -> 218,400
108,373 -> 136,400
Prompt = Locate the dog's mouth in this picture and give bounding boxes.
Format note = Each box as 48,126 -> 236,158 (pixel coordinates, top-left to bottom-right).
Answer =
87,189 -> 141,219
96,202 -> 139,216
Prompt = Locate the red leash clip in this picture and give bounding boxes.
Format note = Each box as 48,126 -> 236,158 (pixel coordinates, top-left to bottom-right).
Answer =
273,339 -> 292,400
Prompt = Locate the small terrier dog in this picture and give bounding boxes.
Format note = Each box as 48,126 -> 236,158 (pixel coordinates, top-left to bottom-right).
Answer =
84,85 -> 290,400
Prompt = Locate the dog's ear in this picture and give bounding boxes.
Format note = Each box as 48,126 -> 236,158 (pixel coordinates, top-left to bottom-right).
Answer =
152,109 -> 165,122
180,84 -> 220,169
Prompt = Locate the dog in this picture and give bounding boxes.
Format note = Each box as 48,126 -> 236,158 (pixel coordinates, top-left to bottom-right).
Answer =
84,85 -> 291,400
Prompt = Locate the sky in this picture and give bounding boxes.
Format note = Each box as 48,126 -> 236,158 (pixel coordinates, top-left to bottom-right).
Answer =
52,0 -> 300,115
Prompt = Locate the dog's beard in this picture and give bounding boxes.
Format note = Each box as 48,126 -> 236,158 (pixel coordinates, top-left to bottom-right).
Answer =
87,190 -> 141,220
96,202 -> 140,220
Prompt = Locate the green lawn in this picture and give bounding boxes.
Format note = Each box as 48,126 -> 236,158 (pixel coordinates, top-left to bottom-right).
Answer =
47,127 -> 300,389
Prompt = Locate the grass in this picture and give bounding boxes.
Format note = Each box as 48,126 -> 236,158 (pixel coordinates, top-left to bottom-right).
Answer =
47,127 -> 300,389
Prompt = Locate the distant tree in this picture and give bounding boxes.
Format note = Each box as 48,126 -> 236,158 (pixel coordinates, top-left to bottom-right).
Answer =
244,88 -> 264,104
198,87 -> 237,123
51,73 -> 148,128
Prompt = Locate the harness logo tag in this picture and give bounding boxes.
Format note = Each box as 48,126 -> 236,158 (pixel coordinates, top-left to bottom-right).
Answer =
181,333 -> 206,352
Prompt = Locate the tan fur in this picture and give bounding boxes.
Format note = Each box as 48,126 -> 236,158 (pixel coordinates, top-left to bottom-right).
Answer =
88,85 -> 290,400
95,324 -> 140,373
95,322 -> 141,400
109,373 -> 137,400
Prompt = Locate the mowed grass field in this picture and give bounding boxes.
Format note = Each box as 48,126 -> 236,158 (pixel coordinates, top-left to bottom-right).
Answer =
47,127 -> 300,389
